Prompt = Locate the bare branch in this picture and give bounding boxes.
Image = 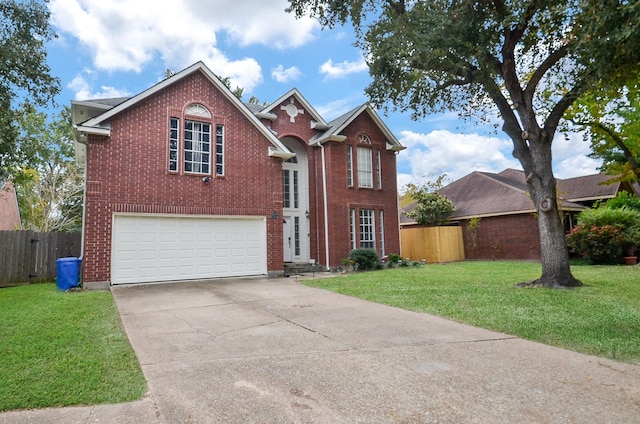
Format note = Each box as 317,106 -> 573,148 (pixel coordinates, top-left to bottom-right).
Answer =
524,44 -> 569,104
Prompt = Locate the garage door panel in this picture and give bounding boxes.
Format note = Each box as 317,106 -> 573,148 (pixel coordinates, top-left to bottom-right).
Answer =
112,215 -> 267,284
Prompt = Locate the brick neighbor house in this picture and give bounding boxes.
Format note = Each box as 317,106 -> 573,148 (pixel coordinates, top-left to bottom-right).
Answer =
400,169 -> 639,261
0,178 -> 21,230
72,61 -> 404,288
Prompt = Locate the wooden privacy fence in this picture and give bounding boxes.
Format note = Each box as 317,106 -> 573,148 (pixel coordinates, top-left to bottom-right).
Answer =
0,231 -> 81,286
400,226 -> 465,263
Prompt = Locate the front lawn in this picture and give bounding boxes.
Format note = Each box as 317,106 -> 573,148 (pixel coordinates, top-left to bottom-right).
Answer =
0,284 -> 147,412
304,261 -> 640,363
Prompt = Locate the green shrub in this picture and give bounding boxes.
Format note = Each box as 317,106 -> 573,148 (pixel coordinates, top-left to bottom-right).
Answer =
386,253 -> 402,268
575,206 -> 640,255
349,248 -> 381,270
566,225 -> 626,264
602,191 -> 640,211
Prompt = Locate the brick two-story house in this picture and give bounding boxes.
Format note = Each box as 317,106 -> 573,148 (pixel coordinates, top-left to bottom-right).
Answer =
72,62 -> 404,288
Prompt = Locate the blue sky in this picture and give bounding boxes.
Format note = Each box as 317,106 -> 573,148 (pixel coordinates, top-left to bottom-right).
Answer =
45,0 -> 602,190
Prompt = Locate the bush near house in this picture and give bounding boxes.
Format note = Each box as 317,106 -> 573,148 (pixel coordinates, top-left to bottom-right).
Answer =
349,248 -> 381,270
566,203 -> 640,264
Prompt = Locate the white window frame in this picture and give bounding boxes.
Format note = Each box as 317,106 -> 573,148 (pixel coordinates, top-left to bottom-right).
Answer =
359,209 -> 375,249
379,210 -> 385,257
350,208 -> 356,250
184,120 -> 211,175
347,145 -> 354,187
169,118 -> 179,172
376,150 -> 382,189
215,124 -> 224,176
357,147 -> 373,188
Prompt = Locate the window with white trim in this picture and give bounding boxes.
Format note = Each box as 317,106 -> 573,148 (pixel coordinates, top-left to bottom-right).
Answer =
350,208 -> 356,250
359,209 -> 375,249
169,118 -> 179,172
357,147 -> 373,188
215,125 -> 224,176
282,170 -> 290,208
167,104 -> 224,176
282,169 -> 299,209
347,145 -> 353,187
376,150 -> 382,189
294,216 -> 300,256
379,210 -> 385,257
184,120 -> 211,174
357,133 -> 371,144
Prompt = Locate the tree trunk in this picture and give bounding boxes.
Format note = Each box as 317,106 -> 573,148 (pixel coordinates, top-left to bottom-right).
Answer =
521,140 -> 582,288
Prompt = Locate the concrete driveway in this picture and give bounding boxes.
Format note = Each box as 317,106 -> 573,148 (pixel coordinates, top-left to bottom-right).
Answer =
3,276 -> 639,423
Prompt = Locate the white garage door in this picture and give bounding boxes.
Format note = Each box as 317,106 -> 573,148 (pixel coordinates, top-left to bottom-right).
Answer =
111,214 -> 267,285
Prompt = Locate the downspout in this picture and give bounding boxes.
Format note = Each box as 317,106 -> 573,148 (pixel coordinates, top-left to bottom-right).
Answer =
319,142 -> 330,270
75,134 -> 88,283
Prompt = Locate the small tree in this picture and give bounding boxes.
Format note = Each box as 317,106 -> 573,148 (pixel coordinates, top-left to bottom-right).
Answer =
402,176 -> 455,226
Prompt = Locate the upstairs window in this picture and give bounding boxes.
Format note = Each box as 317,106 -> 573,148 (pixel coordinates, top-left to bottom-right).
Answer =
357,133 -> 371,144
347,145 -> 353,187
169,118 -> 179,172
376,150 -> 382,189
215,125 -> 224,176
357,147 -> 373,188
184,120 -> 211,174
168,104 -> 224,176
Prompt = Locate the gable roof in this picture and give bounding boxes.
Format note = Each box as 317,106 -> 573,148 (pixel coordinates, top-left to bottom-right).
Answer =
310,104 -> 405,151
72,61 -> 293,159
558,173 -> 620,202
400,169 -> 600,225
260,88 -> 330,130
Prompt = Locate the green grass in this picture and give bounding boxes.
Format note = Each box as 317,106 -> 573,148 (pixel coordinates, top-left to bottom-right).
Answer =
0,284 -> 147,412
304,261 -> 640,363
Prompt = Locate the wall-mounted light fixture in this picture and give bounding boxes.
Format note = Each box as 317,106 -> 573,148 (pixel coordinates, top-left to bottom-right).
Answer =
305,210 -> 309,219
202,176 -> 211,184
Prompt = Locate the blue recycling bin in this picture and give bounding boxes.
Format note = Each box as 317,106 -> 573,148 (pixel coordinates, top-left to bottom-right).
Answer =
56,257 -> 82,291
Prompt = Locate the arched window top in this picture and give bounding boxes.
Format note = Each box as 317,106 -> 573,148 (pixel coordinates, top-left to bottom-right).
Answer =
357,133 -> 372,144
185,104 -> 211,118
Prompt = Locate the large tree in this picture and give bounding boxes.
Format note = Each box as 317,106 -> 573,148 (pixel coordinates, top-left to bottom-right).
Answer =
0,0 -> 60,178
13,106 -> 83,232
288,0 -> 640,287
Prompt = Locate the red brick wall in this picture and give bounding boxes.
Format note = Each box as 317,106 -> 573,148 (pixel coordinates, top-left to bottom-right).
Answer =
0,179 -> 21,230
82,71 -> 283,283
265,98 -> 402,267
324,112 -> 401,265
461,214 -> 541,260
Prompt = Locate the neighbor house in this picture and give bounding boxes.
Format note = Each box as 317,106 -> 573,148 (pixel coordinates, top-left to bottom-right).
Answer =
400,169 -> 639,260
0,178 -> 21,230
72,61 -> 404,288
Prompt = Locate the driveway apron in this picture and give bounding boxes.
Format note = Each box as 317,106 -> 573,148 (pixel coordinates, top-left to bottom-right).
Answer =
111,277 -> 640,423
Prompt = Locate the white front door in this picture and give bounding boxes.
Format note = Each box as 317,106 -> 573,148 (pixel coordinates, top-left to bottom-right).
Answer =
283,216 -> 292,262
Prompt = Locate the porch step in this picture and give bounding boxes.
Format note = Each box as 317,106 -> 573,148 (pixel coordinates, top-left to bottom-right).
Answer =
284,262 -> 326,276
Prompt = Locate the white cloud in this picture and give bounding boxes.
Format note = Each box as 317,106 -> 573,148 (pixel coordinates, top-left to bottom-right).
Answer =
552,131 -> 602,178
49,0 -> 318,92
396,129 -> 521,185
68,69 -> 130,100
319,57 -> 368,79
271,65 -> 302,83
395,128 -> 603,191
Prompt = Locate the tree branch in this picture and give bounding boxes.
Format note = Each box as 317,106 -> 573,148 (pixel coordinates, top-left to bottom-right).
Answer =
572,119 -> 640,171
524,44 -> 569,104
